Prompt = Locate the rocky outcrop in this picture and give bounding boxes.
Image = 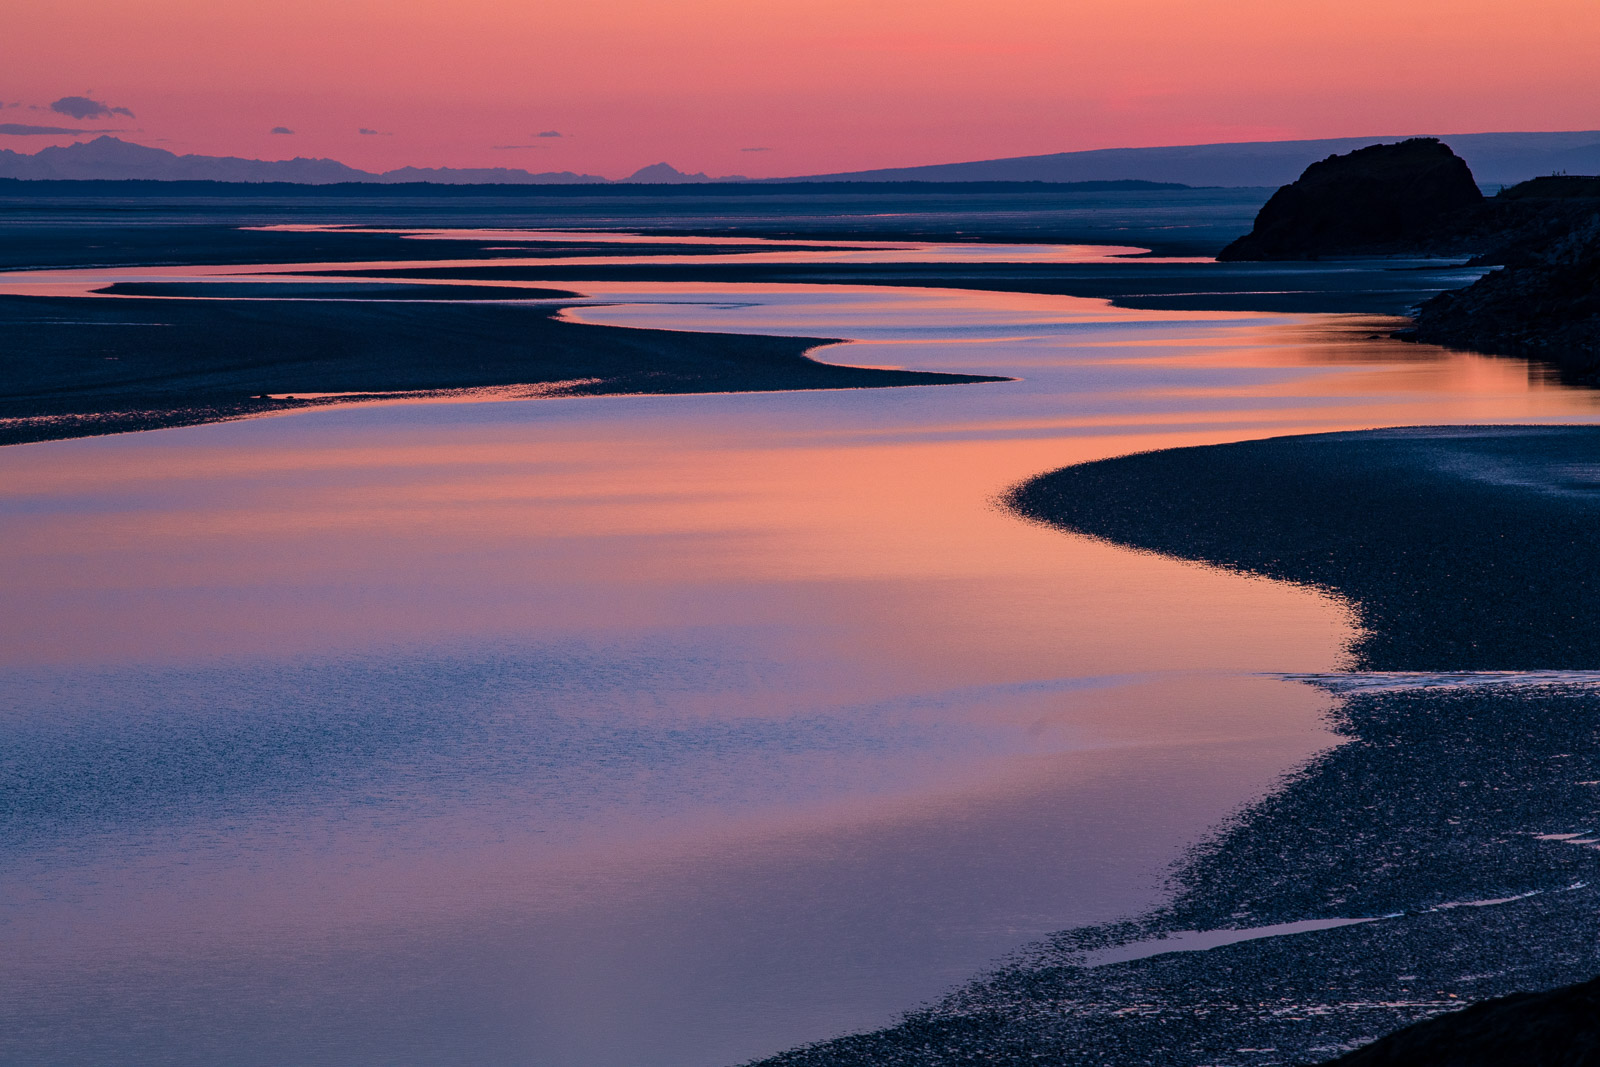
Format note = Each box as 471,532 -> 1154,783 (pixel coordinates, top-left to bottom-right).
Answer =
1213,135 -> 1600,375
1406,189 -> 1600,377
1218,138 -> 1484,260
1322,974 -> 1600,1065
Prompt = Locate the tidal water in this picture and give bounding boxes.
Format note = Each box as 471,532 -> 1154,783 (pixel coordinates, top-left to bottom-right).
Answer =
4,236 -> 1600,1066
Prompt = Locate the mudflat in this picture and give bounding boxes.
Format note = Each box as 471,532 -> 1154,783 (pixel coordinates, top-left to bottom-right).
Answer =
1010,425 -> 1600,670
0,291 -> 1009,446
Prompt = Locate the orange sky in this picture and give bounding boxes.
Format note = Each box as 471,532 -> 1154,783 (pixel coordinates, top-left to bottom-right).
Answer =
6,0 -> 1599,178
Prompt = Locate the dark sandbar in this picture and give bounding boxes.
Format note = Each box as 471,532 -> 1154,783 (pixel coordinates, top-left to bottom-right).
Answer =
1011,425 -> 1600,671
0,293 -> 1005,447
94,281 -> 575,301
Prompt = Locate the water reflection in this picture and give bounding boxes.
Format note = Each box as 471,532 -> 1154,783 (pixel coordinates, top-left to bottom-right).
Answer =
2,236 -> 1599,1067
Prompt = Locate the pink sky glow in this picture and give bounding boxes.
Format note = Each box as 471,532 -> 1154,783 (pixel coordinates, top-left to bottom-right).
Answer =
6,0 -> 1600,179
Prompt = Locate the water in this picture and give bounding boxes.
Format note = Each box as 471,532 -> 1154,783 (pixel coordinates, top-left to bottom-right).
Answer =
3,235 -> 1600,1066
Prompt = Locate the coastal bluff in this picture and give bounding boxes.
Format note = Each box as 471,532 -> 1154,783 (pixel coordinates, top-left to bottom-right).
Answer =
1217,138 -> 1482,260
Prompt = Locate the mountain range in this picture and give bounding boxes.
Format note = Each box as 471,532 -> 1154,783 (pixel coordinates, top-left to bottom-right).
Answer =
0,137 -> 736,185
3,131 -> 1598,188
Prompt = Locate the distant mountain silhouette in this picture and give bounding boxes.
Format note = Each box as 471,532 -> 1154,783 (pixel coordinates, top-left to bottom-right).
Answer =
775,131 -> 1600,189
8,131 -> 1600,188
0,136 -> 608,184
621,162 -> 746,183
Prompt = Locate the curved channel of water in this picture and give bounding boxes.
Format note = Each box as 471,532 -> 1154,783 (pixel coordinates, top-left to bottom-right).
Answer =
2,235 -> 1599,1066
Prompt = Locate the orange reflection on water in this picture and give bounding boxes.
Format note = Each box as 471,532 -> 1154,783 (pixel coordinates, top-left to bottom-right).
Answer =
7,256 -> 1600,1066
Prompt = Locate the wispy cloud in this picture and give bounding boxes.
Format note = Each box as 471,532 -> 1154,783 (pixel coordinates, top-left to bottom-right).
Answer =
492,144 -> 546,150
358,127 -> 392,136
51,96 -> 134,120
536,130 -> 562,138
0,123 -> 120,135
741,146 -> 773,152
270,126 -> 294,135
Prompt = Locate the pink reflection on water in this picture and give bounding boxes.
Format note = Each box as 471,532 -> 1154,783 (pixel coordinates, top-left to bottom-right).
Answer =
4,235 -> 1600,1065
250,223 -> 1186,263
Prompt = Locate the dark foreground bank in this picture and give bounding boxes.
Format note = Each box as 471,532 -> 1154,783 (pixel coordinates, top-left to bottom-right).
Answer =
0,293 -> 1003,447
1010,425 -> 1600,671
753,427 -> 1600,1066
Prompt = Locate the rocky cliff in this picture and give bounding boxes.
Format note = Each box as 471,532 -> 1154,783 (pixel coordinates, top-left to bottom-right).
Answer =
1217,138 -> 1484,260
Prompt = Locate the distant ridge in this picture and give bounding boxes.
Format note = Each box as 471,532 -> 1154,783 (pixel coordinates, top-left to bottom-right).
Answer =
0,138 -> 762,185
775,131 -> 1600,189
623,162 -> 746,183
6,131 -> 1598,188
0,136 -> 609,185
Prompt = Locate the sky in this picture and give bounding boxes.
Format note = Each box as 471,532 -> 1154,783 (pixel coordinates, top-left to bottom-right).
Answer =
5,0 -> 1600,179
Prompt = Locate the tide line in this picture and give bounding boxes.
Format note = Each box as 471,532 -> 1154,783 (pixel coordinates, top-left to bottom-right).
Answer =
1273,671 -> 1600,694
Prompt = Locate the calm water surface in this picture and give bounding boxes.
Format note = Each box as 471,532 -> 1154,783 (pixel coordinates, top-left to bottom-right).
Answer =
3,236 -> 1599,1066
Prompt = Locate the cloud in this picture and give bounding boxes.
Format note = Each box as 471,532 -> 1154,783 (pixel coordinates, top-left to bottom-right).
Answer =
0,123 -> 121,135
536,130 -> 562,138
270,126 -> 294,135
358,127 -> 393,136
741,146 -> 773,152
51,96 -> 134,120
492,144 -> 545,150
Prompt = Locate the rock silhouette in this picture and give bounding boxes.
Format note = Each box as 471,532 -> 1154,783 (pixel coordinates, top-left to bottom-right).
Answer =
1217,138 -> 1483,260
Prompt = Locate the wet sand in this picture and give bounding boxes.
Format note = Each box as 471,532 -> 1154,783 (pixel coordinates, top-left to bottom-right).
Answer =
1011,425 -> 1600,671
760,426 -> 1600,1065
0,292 -> 1002,446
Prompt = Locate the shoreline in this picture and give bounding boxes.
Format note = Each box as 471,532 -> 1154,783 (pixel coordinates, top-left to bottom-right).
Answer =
0,292 -> 1006,448
756,426 -> 1600,1066
1007,425 -> 1600,671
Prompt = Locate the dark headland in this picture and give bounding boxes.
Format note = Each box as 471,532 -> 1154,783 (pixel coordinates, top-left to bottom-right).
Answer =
1220,137 -> 1600,380
1216,138 -> 1485,261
